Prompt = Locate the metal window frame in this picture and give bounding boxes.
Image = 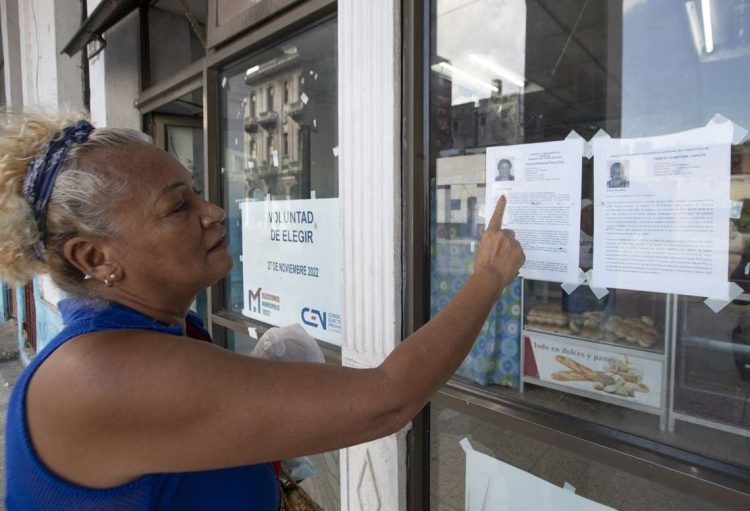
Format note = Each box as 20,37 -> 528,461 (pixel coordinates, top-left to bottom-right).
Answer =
206,0 -> 304,50
135,59 -> 204,114
134,0 -> 337,350
402,0 -> 430,509
203,0 -> 338,354
401,1 -> 750,510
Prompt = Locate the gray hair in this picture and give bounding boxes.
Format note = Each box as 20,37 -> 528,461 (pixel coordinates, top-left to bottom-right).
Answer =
0,110 -> 153,296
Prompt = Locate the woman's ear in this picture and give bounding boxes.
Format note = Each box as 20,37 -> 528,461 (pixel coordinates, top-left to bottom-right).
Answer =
63,236 -> 119,280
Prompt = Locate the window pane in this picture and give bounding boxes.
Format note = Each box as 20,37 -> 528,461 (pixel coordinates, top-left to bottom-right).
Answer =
149,90 -> 207,321
226,329 -> 258,355
219,19 -> 340,346
429,0 -> 750,470
430,404 -> 724,511
165,123 -> 208,320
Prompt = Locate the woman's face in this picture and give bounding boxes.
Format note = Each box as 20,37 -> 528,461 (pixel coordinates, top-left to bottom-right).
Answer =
103,145 -> 232,299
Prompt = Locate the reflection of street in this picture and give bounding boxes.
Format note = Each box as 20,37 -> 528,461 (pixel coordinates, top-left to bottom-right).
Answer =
430,405 -> 725,511
676,300 -> 750,429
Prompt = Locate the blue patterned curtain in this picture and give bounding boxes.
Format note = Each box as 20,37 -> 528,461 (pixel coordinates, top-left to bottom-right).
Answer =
430,193 -> 522,387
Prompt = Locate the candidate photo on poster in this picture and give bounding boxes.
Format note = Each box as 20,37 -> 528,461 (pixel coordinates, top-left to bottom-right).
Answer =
607,160 -> 630,188
494,157 -> 516,181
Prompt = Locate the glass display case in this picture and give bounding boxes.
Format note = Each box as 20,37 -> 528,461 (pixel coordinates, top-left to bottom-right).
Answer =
521,284 -> 671,421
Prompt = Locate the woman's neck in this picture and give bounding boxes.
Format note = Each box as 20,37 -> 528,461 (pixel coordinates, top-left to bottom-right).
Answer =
99,288 -> 191,333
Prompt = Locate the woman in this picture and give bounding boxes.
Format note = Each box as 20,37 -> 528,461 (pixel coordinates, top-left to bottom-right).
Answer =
0,112 -> 524,510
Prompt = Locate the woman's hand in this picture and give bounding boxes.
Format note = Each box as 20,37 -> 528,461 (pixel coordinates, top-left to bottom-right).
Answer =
474,196 -> 525,293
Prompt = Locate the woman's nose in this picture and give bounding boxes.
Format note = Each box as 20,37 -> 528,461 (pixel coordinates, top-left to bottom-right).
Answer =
200,200 -> 226,228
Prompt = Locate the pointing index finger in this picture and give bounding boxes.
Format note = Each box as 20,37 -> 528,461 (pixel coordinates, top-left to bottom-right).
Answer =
488,196 -> 507,231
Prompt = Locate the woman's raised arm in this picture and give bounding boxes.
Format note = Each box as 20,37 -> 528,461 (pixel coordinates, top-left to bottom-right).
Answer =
26,197 -> 524,489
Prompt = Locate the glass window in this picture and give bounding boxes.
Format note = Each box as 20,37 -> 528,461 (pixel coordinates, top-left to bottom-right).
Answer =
429,0 -> 750,474
219,19 -> 340,346
284,80 -> 290,104
148,90 -> 207,320
430,404 -> 725,511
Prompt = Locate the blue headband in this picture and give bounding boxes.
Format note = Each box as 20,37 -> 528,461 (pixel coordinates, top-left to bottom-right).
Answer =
22,119 -> 95,260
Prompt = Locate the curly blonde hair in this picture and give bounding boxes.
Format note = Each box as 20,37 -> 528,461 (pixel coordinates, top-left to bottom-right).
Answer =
0,109 -> 152,296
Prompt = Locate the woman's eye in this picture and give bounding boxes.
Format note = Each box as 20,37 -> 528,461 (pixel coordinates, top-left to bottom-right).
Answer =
173,201 -> 188,213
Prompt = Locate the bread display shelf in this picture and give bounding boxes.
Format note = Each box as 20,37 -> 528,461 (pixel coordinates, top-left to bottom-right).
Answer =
524,304 -> 664,356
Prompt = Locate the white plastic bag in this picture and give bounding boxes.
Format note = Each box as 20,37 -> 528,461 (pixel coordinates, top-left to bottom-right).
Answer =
250,323 -> 325,363
249,324 -> 323,481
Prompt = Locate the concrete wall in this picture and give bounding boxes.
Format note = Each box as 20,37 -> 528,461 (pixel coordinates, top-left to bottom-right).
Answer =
17,0 -> 83,108
149,8 -> 194,85
87,0 -> 141,130
1,0 -> 24,107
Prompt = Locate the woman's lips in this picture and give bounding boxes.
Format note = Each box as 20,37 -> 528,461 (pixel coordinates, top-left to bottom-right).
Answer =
208,237 -> 228,252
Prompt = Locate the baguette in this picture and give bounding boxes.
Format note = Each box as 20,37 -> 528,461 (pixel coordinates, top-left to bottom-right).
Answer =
551,371 -> 590,382
554,355 -> 598,381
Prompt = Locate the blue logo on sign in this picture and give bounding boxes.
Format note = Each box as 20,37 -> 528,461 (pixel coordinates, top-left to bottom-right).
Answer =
301,307 -> 327,330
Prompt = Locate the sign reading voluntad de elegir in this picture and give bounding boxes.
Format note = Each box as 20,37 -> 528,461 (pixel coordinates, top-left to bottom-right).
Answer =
240,198 -> 343,345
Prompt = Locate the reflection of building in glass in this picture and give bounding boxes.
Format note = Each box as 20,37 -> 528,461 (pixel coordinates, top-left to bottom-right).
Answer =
432,60 -> 524,156
243,52 -> 309,200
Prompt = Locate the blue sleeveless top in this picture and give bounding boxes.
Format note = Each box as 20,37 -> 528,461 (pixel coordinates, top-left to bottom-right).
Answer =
5,298 -> 279,510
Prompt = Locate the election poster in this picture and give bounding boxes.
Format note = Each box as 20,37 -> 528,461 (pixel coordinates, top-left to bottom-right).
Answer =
240,198 -> 343,345
590,123 -> 733,298
485,139 -> 584,283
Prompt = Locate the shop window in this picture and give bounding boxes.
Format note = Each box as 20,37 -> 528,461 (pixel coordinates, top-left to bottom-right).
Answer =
219,18 -> 340,348
428,0 -> 750,483
430,404 -> 725,511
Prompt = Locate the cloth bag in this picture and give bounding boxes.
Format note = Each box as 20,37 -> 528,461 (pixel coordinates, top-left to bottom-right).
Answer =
278,467 -> 324,511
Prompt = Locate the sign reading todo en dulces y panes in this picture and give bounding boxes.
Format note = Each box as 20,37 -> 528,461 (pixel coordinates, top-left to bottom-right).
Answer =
524,332 -> 663,408
240,198 -> 342,346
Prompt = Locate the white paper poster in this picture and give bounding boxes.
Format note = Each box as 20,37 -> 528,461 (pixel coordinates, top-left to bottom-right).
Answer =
485,140 -> 583,283
240,198 -> 343,345
590,124 -> 734,298
523,332 -> 663,408
462,438 -> 617,511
